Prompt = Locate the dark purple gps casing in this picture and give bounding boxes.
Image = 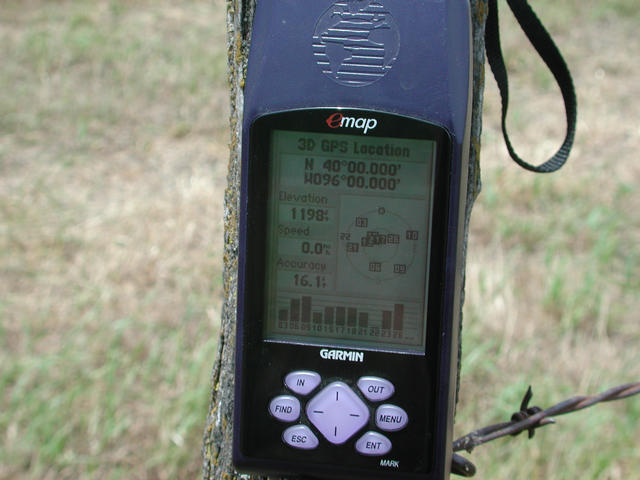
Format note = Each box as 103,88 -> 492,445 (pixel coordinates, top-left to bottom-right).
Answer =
233,1 -> 471,479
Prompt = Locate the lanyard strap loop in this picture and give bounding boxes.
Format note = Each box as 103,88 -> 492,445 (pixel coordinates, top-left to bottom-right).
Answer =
485,0 -> 578,173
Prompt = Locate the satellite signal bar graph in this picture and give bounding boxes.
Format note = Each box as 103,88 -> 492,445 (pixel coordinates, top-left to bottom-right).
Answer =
275,294 -> 420,343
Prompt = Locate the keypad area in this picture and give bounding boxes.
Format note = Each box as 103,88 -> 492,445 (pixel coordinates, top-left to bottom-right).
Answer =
268,370 -> 408,456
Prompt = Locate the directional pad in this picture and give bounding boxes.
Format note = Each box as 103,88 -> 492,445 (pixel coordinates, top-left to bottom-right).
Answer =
306,381 -> 369,445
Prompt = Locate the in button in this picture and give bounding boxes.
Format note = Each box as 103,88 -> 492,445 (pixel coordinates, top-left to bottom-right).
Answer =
285,371 -> 321,395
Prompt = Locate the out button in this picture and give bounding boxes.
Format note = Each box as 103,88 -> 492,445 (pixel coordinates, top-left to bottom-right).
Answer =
357,376 -> 395,402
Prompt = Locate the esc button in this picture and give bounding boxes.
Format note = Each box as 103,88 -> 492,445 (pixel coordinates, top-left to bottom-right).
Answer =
282,425 -> 319,450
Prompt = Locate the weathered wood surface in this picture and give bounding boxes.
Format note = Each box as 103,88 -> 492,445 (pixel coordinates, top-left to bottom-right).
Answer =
202,1 -> 488,478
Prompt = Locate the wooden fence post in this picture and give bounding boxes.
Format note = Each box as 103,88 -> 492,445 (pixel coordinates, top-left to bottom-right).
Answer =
202,1 -> 488,478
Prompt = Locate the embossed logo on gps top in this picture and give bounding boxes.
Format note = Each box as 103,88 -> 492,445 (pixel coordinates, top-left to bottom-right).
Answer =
313,1 -> 400,87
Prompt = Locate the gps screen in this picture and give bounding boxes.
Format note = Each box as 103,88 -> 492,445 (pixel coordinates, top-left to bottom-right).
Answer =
262,129 -> 437,353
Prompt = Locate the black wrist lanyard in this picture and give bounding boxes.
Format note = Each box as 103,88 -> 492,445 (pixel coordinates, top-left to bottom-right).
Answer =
485,0 -> 578,173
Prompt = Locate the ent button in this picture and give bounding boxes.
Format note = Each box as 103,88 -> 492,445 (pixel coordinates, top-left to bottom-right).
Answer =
282,425 -> 319,450
357,376 -> 395,401
285,370 -> 321,395
355,431 -> 392,456
375,404 -> 409,432
306,381 -> 369,444
269,395 -> 300,422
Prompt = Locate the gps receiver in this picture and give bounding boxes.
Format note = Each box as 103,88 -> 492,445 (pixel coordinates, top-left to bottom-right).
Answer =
233,1 -> 472,478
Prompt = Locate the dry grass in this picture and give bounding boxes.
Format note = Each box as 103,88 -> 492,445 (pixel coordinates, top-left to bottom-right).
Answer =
455,2 -> 639,478
0,0 -> 637,479
1,1 -> 227,478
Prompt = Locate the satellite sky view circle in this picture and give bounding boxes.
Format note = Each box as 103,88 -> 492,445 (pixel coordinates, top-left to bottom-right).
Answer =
313,0 -> 400,87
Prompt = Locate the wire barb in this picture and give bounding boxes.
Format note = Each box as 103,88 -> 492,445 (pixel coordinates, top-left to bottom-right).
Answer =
509,385 -> 543,439
451,381 -> 640,477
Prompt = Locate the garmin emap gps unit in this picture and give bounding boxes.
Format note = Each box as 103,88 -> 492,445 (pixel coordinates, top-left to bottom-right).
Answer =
233,1 -> 472,479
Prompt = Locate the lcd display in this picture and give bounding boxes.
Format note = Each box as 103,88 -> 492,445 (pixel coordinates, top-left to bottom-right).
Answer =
263,129 -> 437,353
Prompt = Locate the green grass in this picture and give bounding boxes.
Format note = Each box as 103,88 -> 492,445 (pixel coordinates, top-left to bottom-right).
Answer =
456,2 -> 640,477
1,0 -> 638,479
1,0 -> 226,150
1,1 -> 227,479
1,313 -> 217,477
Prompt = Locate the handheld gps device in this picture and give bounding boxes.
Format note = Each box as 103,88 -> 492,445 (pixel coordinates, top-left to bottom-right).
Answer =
233,1 -> 471,479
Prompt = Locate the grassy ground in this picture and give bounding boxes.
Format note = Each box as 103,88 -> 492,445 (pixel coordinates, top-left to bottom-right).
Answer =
455,1 -> 640,478
0,1 -> 227,478
0,0 -> 637,479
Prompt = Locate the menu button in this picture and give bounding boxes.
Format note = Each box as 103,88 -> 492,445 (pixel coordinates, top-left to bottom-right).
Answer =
375,404 -> 408,432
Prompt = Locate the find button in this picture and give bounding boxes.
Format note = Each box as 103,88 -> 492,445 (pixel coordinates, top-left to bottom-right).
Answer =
269,395 -> 300,422
357,376 -> 395,402
282,425 -> 319,450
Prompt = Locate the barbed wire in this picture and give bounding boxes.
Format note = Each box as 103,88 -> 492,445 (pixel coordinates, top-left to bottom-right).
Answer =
451,382 -> 640,477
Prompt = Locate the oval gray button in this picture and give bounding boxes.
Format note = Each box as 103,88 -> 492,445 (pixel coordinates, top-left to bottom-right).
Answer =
282,425 -> 319,450
375,404 -> 408,432
285,371 -> 321,395
357,376 -> 395,402
355,431 -> 392,456
269,395 -> 300,422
